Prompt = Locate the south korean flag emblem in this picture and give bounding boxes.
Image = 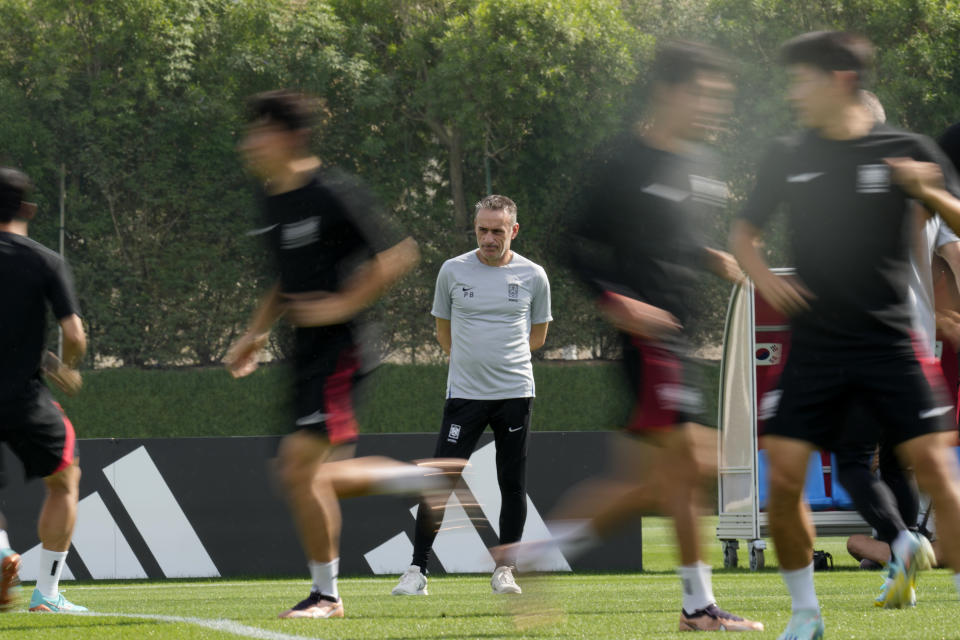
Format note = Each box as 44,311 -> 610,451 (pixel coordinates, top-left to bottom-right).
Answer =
857,164 -> 890,194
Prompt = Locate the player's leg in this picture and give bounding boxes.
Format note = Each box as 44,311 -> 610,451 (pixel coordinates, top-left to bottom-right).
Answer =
7,389 -> 86,613
760,355 -> 846,640
877,438 -> 920,533
395,399 -> 487,595
488,397 -> 532,593
0,509 -> 20,612
833,448 -> 905,544
276,430 -> 348,619
896,434 -> 960,572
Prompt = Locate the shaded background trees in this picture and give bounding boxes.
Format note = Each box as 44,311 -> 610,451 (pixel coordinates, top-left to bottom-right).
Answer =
0,0 -> 957,366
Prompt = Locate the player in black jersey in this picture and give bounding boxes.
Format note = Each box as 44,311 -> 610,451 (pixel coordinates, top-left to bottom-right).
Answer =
0,167 -> 88,613
225,91 -> 462,620
730,31 -> 960,640
495,42 -> 762,633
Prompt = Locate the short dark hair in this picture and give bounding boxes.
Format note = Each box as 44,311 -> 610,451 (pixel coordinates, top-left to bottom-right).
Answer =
0,167 -> 32,223
475,194 -> 518,225
246,90 -> 316,132
651,40 -> 732,87
780,31 -> 874,82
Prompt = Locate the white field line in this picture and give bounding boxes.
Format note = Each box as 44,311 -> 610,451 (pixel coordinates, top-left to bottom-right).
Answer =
62,578 -> 391,590
74,611 -> 327,640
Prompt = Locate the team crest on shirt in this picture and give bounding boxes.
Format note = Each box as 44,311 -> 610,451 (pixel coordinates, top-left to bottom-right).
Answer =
856,164 -> 890,194
507,283 -> 519,302
281,216 -> 320,249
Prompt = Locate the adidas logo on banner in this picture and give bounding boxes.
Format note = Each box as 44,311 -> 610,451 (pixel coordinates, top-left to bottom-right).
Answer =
363,441 -> 571,574
17,446 -> 219,581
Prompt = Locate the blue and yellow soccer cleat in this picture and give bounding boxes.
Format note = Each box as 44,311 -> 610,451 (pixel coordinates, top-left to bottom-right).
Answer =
777,609 -> 824,640
29,588 -> 87,613
875,532 -> 934,609
0,549 -> 21,612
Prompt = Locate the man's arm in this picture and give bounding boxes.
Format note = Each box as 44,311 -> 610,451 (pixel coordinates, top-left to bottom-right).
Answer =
529,322 -> 549,351
44,314 -> 86,395
729,219 -> 812,316
436,317 -> 451,355
224,283 -> 284,378
935,241 -> 960,346
285,237 -> 420,327
886,157 -> 960,235
702,247 -> 745,284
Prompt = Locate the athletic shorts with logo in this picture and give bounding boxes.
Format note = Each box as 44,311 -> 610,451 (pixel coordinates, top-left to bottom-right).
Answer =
0,381 -> 78,488
764,349 -> 952,451
433,398 -> 532,461
293,339 -> 365,446
622,336 -> 704,434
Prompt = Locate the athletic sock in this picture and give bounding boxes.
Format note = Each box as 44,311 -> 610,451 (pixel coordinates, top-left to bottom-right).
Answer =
309,558 -> 339,601
0,529 -> 9,551
369,465 -> 442,495
953,572 -> 960,597
677,562 -> 716,613
36,549 -> 68,599
781,563 -> 818,612
547,519 -> 599,560
891,529 -> 914,561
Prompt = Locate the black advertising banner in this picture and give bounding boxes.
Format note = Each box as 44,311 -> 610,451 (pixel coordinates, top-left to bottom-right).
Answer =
0,432 -> 642,580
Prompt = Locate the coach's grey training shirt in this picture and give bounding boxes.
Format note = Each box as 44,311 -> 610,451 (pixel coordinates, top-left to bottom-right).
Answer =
432,250 -> 552,400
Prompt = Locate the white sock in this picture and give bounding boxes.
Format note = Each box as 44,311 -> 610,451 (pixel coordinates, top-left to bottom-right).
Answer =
953,572 -> 960,596
677,563 -> 715,613
36,549 -> 68,599
781,563 -> 818,612
370,466 -> 442,495
0,529 -> 9,550
891,529 -> 913,561
547,519 -> 599,560
309,558 -> 339,601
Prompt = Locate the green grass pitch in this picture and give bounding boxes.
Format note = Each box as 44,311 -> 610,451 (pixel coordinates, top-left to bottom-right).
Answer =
1,518 -> 958,639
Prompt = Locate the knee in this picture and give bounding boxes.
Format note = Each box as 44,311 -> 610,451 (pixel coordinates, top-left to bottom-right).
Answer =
44,461 -> 80,496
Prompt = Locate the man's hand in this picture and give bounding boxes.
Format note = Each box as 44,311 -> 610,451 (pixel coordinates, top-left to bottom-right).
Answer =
704,247 -> 745,284
884,157 -> 944,202
283,291 -> 359,327
754,272 -> 814,316
42,351 -> 82,396
224,331 -> 269,378
598,292 -> 681,339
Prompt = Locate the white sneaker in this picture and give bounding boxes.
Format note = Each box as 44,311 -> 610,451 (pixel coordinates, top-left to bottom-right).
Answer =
491,565 -> 522,594
391,565 -> 428,595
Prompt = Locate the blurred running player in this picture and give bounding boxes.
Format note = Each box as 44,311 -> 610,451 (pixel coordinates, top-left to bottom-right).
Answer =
226,91 -> 461,620
730,31 -> 960,640
500,41 -> 762,633
0,167 -> 87,613
831,90 -> 960,605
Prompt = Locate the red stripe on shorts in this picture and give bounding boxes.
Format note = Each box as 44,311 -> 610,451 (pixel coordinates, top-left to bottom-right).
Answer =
626,338 -> 682,432
51,400 -> 76,475
323,349 -> 360,445
910,332 -> 949,404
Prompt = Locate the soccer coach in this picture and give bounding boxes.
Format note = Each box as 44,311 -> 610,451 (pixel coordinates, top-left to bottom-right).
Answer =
392,194 -> 552,596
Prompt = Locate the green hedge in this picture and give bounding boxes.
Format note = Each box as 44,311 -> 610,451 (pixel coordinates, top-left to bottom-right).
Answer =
52,361 -> 719,439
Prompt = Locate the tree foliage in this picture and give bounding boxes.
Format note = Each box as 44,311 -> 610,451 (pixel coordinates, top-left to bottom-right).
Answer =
0,0 -> 958,366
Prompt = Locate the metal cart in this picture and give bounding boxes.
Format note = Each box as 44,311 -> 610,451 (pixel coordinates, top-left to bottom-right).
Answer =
716,269 -> 870,570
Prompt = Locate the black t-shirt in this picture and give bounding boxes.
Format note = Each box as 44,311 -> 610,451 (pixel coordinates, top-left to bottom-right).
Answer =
254,169 -> 403,371
568,135 -> 726,329
739,123 -> 960,354
0,232 -> 81,403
